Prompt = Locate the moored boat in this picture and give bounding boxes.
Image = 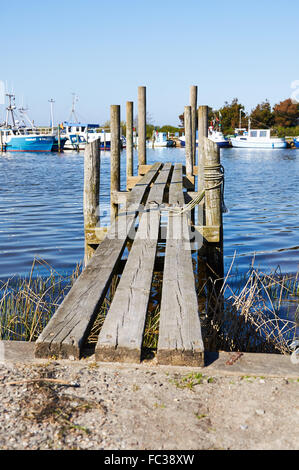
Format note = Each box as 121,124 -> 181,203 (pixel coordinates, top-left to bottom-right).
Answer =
208,126 -> 230,147
0,128 -> 55,152
147,131 -> 175,148
230,120 -> 287,149
293,137 -> 299,148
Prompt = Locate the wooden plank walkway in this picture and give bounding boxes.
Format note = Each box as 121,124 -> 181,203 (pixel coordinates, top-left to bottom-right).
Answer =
157,163 -> 204,366
35,162 -> 204,366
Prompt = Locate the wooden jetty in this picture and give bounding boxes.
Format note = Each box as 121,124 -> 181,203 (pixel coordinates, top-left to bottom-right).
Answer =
35,86 -> 224,367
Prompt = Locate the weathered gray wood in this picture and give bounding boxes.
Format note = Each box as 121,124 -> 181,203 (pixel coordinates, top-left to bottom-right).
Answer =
126,101 -> 134,181
190,85 -> 197,165
35,163 -> 162,360
184,106 -> 193,176
203,136 -> 224,280
96,163 -> 172,363
110,105 -> 121,222
157,163 -> 204,366
83,141 -> 100,265
138,86 -> 146,170
198,105 -> 208,195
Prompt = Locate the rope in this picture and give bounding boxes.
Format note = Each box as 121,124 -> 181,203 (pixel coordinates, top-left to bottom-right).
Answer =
148,164 -> 228,216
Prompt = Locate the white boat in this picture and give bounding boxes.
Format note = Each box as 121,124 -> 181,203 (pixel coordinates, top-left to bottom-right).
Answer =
147,131 -> 175,148
61,122 -> 101,150
208,126 -> 230,147
230,120 -> 287,149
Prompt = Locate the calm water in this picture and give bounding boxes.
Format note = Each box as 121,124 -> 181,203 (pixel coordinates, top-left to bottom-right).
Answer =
0,147 -> 298,280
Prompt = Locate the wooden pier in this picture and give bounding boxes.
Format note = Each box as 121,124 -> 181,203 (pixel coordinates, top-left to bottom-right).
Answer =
35,86 -> 224,367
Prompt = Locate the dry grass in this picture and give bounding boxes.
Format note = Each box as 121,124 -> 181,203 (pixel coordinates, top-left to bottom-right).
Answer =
0,257 -> 298,356
0,258 -> 81,342
203,259 -> 299,354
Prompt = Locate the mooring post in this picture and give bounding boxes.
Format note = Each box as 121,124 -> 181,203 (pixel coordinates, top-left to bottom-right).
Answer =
110,104 -> 121,223
190,85 -> 198,165
83,140 -> 100,266
203,137 -> 224,282
198,105 -> 208,193
184,105 -> 193,177
126,101 -> 134,183
138,86 -> 146,172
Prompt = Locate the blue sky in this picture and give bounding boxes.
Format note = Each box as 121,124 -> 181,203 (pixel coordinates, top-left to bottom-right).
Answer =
1,0 -> 298,126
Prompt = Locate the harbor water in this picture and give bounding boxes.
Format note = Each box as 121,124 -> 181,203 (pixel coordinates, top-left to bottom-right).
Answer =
0,147 -> 298,280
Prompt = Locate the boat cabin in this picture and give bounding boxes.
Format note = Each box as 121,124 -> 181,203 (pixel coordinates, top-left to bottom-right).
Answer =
62,122 -> 99,134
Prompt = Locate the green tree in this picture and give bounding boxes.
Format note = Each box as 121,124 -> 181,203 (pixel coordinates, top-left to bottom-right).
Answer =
217,98 -> 246,134
250,100 -> 274,129
273,98 -> 299,127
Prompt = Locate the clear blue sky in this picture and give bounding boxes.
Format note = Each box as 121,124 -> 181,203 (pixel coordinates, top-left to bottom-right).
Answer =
1,0 -> 298,126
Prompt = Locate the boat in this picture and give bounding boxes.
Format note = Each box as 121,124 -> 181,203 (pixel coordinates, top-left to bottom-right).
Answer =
61,122 -> 101,150
0,94 -> 55,152
147,131 -> 175,148
230,119 -> 287,149
293,137 -> 299,148
208,126 -> 230,147
0,127 -> 55,152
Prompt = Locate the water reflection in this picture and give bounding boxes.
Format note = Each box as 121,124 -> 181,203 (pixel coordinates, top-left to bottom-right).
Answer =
0,146 -> 298,279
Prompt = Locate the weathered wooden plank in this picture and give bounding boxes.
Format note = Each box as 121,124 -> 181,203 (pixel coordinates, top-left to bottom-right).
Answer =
96,163 -> 172,363
157,164 -> 204,366
35,163 -> 162,359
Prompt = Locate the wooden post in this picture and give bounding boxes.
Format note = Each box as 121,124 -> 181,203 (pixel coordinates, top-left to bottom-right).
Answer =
126,101 -> 134,182
184,105 -> 193,176
110,104 -> 121,222
57,125 -> 61,153
190,85 -> 197,165
198,105 -> 208,194
84,140 -> 100,265
203,137 -> 223,281
138,86 -> 146,171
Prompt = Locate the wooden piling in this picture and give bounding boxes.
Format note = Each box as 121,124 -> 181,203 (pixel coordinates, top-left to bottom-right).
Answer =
126,101 -> 134,182
198,105 -> 209,194
83,140 -> 100,265
184,105 -> 193,176
203,137 -> 224,281
110,105 -> 121,222
138,86 -> 146,171
190,85 -> 197,165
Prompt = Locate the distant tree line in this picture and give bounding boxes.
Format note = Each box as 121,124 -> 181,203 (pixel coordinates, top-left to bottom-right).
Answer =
179,98 -> 299,137
100,98 -> 299,139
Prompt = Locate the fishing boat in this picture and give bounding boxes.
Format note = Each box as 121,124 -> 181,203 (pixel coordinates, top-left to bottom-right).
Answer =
230,119 -> 287,149
0,94 -> 55,152
0,127 -> 55,152
61,122 -> 101,150
293,137 -> 299,148
148,131 -> 175,148
208,126 -> 230,147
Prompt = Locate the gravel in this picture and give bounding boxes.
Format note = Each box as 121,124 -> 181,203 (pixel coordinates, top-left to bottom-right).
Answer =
0,358 -> 298,450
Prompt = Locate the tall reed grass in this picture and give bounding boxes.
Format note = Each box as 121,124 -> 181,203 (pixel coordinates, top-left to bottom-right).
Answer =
0,257 -> 298,355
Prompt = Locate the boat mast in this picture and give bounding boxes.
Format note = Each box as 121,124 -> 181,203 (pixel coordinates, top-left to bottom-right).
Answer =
5,93 -> 16,127
18,106 -> 35,128
69,93 -> 79,123
48,98 -> 55,134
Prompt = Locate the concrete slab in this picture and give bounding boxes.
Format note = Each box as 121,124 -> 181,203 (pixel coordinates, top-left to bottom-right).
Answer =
0,341 -> 298,379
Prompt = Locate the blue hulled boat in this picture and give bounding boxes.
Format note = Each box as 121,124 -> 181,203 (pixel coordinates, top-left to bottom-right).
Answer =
0,128 -> 55,152
0,94 -> 55,152
293,137 -> 299,148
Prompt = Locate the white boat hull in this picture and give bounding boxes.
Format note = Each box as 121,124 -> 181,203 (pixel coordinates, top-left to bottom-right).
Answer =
230,138 -> 287,149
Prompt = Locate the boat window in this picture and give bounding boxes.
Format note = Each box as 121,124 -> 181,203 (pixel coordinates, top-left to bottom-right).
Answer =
250,131 -> 258,137
240,137 -> 247,140
259,131 -> 267,137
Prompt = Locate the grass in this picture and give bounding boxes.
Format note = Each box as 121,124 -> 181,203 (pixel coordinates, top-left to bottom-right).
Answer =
0,257 -> 298,356
0,258 -> 81,342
